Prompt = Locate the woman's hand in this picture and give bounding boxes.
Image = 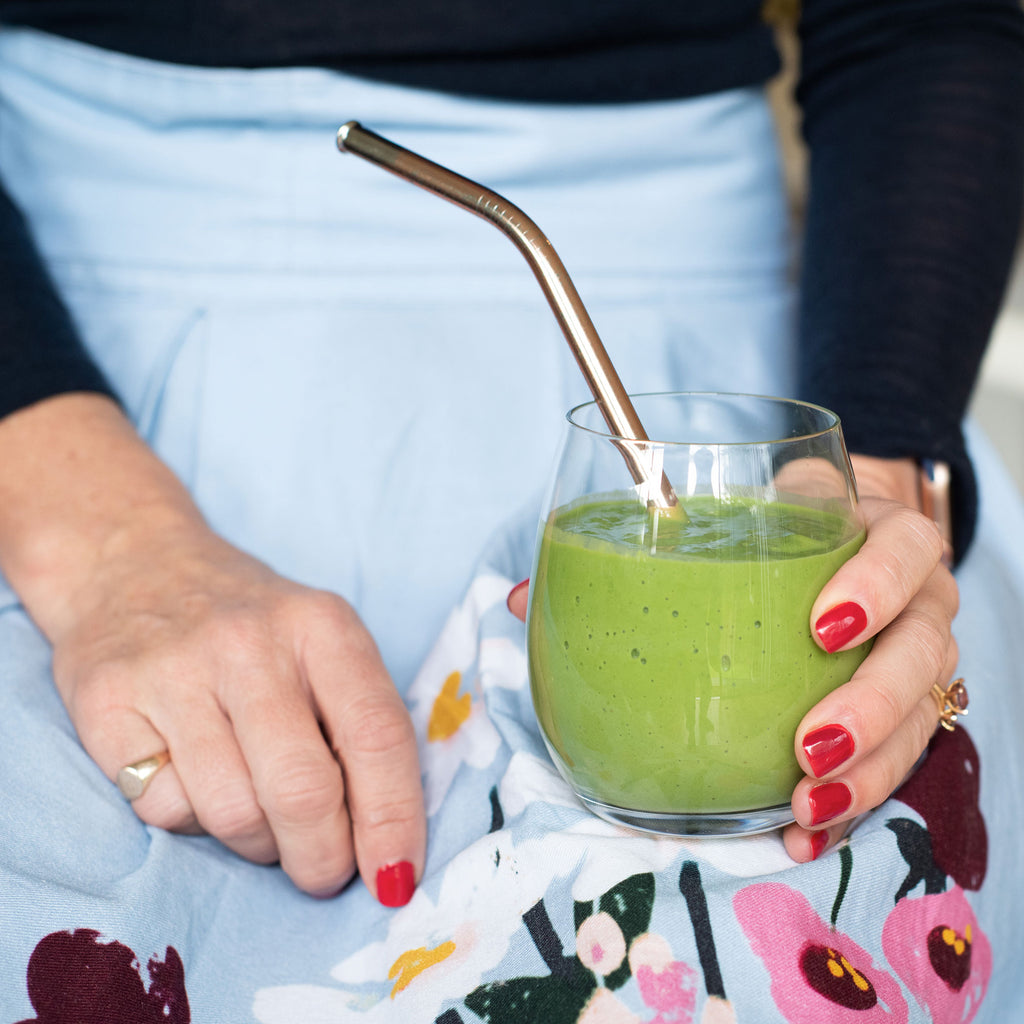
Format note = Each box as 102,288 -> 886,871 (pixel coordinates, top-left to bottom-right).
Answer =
782,454 -> 958,861
506,455 -> 959,862
0,394 -> 425,903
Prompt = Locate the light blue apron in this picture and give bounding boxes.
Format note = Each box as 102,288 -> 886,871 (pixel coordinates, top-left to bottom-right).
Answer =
0,26 -> 796,688
1,26 -> 1021,1023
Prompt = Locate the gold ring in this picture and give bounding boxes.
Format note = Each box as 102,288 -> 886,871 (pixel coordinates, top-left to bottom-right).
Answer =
931,678 -> 968,732
116,750 -> 171,801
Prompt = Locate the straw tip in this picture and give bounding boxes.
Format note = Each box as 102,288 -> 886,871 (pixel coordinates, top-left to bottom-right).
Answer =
653,499 -> 687,523
336,121 -> 361,151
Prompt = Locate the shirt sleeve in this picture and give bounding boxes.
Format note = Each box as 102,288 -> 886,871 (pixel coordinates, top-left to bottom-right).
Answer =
0,181 -> 118,420
795,0 -> 1024,560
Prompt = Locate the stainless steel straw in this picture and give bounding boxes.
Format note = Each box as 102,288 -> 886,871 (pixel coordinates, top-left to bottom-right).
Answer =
336,121 -> 678,513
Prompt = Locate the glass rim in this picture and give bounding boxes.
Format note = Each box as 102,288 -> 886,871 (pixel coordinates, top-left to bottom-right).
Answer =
565,391 -> 843,447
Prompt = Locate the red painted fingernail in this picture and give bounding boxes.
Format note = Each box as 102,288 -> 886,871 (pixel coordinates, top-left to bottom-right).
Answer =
808,781 -> 852,826
814,601 -> 868,653
506,579 -> 529,613
803,724 -> 855,778
810,829 -> 830,860
376,861 -> 415,907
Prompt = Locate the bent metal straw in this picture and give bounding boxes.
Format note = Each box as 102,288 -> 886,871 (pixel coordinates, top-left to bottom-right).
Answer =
336,120 -> 679,514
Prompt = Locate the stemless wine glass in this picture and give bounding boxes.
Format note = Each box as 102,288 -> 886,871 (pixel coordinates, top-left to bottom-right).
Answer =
527,392 -> 872,836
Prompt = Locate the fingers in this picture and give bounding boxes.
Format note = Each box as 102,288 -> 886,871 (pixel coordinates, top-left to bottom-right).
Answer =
802,562 -> 958,769
304,598 -> 425,907
810,496 -> 948,654
782,819 -> 849,863
507,579 -> 529,622
63,656 -> 201,835
215,593 -> 425,903
87,717 -> 202,837
783,673 -> 953,862
162,689 -> 281,866
783,498 -> 960,860
62,587 -> 425,905
226,661 -> 355,896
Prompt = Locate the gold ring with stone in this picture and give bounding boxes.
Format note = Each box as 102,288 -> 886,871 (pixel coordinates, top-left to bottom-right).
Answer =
931,678 -> 968,732
116,750 -> 171,801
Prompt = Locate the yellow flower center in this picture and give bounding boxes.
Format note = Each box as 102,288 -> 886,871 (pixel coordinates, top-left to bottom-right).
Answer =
428,671 -> 471,741
388,941 -> 457,997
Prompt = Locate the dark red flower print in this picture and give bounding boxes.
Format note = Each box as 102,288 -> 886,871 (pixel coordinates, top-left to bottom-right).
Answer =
17,928 -> 190,1024
800,944 -> 878,1010
892,725 -> 986,890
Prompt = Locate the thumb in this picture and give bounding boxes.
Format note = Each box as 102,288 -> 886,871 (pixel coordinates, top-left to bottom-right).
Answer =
506,579 -> 529,622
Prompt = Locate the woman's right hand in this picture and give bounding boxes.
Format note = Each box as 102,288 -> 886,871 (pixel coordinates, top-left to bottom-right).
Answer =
0,393 -> 425,903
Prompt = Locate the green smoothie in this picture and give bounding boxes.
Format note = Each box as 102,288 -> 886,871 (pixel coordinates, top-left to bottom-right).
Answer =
528,493 -> 869,815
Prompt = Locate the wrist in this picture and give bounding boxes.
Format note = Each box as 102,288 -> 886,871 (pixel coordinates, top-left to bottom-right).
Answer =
0,392 -> 205,638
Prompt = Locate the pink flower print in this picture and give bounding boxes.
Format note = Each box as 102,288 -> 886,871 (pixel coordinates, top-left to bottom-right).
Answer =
628,933 -> 698,1024
735,882 -> 908,1023
882,886 -> 991,1022
576,912 -> 627,978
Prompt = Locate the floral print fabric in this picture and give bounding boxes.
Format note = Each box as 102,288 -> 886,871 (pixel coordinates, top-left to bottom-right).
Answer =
3,563 -> 1003,1022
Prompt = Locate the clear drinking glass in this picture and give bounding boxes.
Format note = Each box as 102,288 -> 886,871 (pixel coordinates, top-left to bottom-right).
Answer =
527,392 -> 871,836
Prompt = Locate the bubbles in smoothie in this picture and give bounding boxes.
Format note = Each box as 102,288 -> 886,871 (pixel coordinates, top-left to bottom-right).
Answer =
721,655 -> 731,672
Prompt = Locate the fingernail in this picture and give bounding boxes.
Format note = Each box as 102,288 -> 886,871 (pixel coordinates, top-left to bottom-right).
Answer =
808,781 -> 852,826
803,724 -> 855,777
814,601 -> 868,653
810,829 -> 830,860
376,861 -> 415,907
506,579 -> 529,613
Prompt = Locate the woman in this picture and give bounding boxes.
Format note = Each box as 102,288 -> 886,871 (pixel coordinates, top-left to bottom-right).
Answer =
0,1 -> 1021,1019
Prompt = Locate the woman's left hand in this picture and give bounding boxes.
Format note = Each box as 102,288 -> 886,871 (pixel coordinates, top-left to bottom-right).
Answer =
505,455 -> 959,863
782,454 -> 958,860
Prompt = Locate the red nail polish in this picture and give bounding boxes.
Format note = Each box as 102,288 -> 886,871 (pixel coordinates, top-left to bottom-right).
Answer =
506,579 -> 529,614
810,830 -> 830,860
808,781 -> 852,826
815,601 -> 868,653
803,724 -> 855,778
376,861 -> 415,907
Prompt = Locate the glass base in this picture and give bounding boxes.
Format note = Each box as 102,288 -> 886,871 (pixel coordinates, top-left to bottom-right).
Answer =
578,793 -> 794,837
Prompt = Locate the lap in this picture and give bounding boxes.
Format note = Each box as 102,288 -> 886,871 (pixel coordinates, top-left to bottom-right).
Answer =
3,429 -> 1021,1021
